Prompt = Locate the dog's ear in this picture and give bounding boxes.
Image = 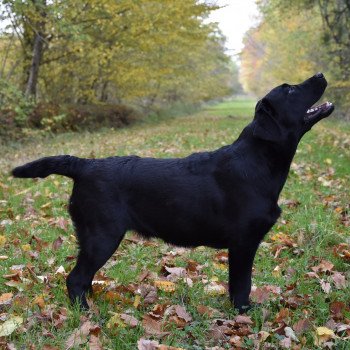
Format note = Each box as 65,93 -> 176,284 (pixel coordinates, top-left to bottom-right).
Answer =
253,98 -> 284,143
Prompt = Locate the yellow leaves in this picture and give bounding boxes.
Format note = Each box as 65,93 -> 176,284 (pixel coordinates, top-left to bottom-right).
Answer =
21,244 -> 31,252
0,235 -> 6,248
259,330 -> 270,342
133,294 -> 141,308
154,280 -> 176,293
106,313 -> 126,330
314,327 -> 335,346
204,281 -> 226,296
32,295 -> 46,309
213,262 -> 227,270
272,265 -> 281,277
0,316 -> 23,337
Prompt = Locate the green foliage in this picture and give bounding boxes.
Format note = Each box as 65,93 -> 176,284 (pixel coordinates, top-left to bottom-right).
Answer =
0,79 -> 34,127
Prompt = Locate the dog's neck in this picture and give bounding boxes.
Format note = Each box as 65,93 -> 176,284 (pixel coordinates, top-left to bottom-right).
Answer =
235,123 -> 300,198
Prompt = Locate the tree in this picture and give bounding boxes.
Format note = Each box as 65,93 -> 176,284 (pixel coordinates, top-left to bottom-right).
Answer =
0,0 -> 236,110
241,0 -> 350,118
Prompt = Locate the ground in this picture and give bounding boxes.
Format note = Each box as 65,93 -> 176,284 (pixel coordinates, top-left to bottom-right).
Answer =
0,99 -> 349,349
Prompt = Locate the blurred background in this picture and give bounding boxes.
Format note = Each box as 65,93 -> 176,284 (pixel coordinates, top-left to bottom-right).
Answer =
0,0 -> 349,142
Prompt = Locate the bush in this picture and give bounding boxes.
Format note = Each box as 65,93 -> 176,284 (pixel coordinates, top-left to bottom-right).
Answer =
0,101 -> 141,143
0,80 -> 35,142
0,79 -> 34,127
29,103 -> 141,132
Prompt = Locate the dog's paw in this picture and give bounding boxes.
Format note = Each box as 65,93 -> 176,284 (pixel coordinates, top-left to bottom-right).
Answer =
235,302 -> 257,314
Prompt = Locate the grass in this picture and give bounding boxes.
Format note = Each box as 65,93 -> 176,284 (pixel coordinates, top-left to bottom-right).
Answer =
0,97 -> 349,349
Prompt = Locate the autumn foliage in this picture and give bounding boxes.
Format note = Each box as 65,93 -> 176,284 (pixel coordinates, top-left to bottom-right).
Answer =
0,0 -> 236,137
240,0 -> 350,120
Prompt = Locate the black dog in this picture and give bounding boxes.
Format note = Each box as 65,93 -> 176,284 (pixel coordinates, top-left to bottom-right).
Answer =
12,73 -> 334,313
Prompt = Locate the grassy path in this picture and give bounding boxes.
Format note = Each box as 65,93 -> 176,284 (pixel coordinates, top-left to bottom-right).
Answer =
0,99 -> 349,349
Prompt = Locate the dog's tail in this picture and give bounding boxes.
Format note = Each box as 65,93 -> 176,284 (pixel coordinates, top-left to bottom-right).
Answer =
12,155 -> 84,179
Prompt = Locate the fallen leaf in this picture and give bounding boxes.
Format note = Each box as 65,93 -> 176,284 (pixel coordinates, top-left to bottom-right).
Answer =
230,335 -> 244,346
174,305 -> 192,323
21,244 -> 31,252
154,280 -> 176,292
149,304 -> 169,319
0,235 -> 7,247
314,326 -> 335,346
4,280 -> 24,292
234,315 -> 253,324
65,320 -> 97,349
33,295 -> 46,309
320,280 -> 332,294
293,319 -> 312,334
134,294 -> 141,308
284,327 -> 299,342
196,305 -> 222,318
139,284 -> 158,304
120,314 -> 139,328
311,260 -> 334,273
52,236 -> 63,250
0,293 -> 13,306
329,301 -> 347,320
106,313 -> 125,329
214,251 -> 229,263
137,338 -> 159,350
279,336 -> 292,349
0,316 -> 23,336
89,334 -> 103,350
258,330 -> 270,342
55,265 -> 66,275
332,272 -> 347,289
204,282 -> 226,295
142,314 -> 169,337
164,266 -> 186,281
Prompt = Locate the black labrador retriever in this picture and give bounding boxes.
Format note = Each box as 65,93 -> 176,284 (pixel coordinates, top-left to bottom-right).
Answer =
12,73 -> 334,313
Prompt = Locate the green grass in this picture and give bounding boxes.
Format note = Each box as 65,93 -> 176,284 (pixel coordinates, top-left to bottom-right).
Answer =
0,98 -> 349,349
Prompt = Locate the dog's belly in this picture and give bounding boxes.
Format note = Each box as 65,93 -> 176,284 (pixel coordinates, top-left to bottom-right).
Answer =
137,226 -> 230,249
129,206 -> 232,249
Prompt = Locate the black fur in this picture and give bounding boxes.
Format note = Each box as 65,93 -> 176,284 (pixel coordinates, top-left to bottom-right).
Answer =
12,73 -> 334,313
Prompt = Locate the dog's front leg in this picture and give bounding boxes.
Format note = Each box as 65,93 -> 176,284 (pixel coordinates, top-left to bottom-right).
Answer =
228,240 -> 260,314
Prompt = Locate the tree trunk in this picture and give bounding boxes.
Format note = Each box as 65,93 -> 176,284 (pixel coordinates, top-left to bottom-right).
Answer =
24,0 -> 47,100
25,31 -> 45,99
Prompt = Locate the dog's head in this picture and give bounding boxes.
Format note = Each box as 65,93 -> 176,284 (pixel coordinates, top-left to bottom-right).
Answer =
253,73 -> 334,143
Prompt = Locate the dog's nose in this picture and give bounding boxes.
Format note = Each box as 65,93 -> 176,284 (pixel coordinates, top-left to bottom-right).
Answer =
315,72 -> 324,78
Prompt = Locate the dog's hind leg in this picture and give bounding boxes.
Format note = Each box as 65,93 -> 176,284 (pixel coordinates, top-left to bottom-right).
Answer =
66,224 -> 125,309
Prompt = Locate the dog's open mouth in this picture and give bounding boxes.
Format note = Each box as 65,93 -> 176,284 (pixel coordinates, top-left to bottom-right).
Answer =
304,101 -> 334,123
